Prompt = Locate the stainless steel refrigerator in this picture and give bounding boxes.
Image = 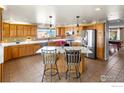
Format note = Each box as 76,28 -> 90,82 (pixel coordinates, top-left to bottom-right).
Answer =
81,30 -> 96,59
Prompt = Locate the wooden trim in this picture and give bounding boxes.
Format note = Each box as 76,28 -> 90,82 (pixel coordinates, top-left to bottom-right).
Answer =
0,63 -> 3,82
3,22 -> 37,26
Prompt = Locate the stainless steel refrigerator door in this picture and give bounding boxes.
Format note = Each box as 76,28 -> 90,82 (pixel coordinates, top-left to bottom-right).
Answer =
81,30 -> 96,59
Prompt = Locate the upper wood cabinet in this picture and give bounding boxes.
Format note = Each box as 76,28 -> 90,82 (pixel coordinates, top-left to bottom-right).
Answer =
56,27 -> 65,37
16,25 -> 24,37
2,22 -> 37,38
23,25 -> 29,36
30,25 -> 37,36
2,23 -> 10,37
10,24 -> 16,37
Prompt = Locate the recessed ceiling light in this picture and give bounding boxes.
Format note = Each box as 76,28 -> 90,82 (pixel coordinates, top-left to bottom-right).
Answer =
82,20 -> 86,22
95,8 -> 101,11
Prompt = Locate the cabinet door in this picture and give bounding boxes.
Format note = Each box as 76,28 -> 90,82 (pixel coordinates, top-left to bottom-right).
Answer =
23,25 -> 28,36
25,45 -> 34,56
16,25 -> 24,37
27,26 -> 31,36
19,45 -> 27,57
30,26 -> 37,36
61,28 -> 65,36
2,23 -> 10,37
11,46 -> 19,59
4,47 -> 12,62
10,24 -> 16,37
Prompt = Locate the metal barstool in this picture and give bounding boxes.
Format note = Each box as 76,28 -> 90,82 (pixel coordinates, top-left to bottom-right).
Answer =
65,49 -> 81,81
41,49 -> 60,82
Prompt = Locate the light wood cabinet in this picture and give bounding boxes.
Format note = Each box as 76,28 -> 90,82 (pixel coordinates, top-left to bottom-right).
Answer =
10,24 -> 16,37
19,45 -> 27,57
27,25 -> 31,36
0,64 -> 3,82
2,22 -> 37,38
96,23 -> 105,60
4,43 -> 41,62
11,46 -> 19,59
16,25 -> 24,37
30,25 -> 36,36
25,45 -> 34,56
56,27 -> 65,37
4,46 -> 12,61
23,25 -> 28,36
2,23 -> 10,37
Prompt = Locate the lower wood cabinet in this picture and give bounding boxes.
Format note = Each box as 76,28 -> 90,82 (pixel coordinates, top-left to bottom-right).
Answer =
0,64 -> 3,82
19,45 -> 27,57
4,44 -> 41,62
4,46 -> 12,62
11,46 -> 19,59
25,45 -> 34,56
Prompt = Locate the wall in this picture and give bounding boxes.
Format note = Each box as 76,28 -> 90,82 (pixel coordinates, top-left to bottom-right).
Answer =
2,37 -> 36,42
120,28 -> 124,46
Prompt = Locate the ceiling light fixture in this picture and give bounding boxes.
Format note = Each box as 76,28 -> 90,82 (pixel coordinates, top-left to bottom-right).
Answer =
76,16 -> 80,27
82,20 -> 86,23
95,8 -> 101,11
49,16 -> 52,28
76,16 -> 80,33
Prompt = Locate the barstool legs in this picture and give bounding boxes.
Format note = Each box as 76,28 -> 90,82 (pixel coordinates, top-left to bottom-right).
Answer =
66,64 -> 81,81
55,64 -> 61,80
42,65 -> 46,82
50,64 -> 52,82
42,64 -> 60,82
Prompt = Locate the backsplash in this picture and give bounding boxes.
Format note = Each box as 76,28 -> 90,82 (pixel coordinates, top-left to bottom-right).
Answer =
2,37 -> 36,42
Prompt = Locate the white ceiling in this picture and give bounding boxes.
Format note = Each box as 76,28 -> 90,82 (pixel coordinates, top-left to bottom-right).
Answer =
3,5 -> 124,26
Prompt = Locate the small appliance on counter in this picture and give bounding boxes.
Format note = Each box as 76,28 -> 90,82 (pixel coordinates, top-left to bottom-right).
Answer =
26,37 -> 32,42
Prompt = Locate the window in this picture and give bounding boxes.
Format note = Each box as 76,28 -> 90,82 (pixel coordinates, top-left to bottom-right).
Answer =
37,28 -> 56,38
109,28 -> 120,40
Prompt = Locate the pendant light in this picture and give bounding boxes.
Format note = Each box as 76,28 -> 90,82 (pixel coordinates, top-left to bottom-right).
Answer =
49,16 -> 52,28
76,16 -> 80,33
49,16 -> 52,38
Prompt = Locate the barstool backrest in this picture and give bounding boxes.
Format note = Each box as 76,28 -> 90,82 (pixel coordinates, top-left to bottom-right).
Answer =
41,49 -> 57,64
65,50 -> 81,64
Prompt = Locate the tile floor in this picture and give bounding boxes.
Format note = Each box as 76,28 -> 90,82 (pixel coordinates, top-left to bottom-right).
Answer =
2,48 -> 124,82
